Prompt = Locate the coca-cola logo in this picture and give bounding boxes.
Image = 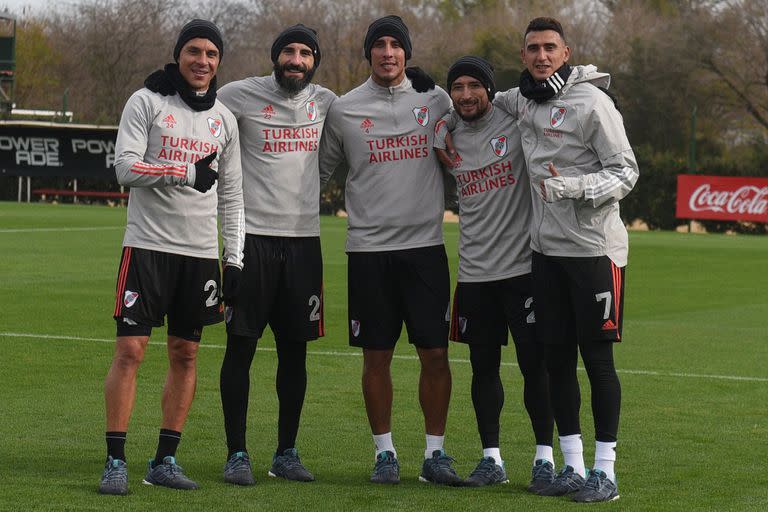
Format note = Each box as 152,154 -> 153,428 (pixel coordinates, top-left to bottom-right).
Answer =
688,184 -> 768,215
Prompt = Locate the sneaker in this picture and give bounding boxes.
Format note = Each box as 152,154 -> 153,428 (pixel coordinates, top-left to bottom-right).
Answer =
370,450 -> 400,484
419,449 -> 463,486
142,456 -> 199,490
537,465 -> 586,496
224,451 -> 256,486
527,459 -> 555,493
98,456 -> 128,495
268,448 -> 315,482
463,456 -> 508,487
572,469 -> 619,502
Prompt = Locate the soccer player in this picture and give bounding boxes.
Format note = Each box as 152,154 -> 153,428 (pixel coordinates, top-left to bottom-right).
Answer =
99,19 -> 244,495
319,15 -> 460,486
216,24 -> 336,485
491,17 -> 639,502
435,56 -> 555,490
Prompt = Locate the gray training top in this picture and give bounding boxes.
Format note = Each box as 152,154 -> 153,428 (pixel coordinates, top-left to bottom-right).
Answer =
319,76 -> 451,252
218,74 -> 337,237
493,65 -> 638,267
114,88 -> 245,268
434,105 -> 532,282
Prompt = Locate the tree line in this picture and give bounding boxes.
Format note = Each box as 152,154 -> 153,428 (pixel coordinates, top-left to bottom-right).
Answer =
4,0 -> 768,232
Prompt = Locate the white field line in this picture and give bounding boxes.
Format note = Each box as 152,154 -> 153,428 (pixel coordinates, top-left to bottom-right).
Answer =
2,331 -> 767,383
0,226 -> 123,233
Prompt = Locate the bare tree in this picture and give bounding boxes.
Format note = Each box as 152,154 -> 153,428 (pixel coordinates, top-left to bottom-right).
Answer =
13,18 -> 63,110
48,0 -> 183,123
694,0 -> 768,131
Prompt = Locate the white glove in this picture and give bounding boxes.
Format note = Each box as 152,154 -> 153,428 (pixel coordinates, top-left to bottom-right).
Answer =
541,176 -> 583,202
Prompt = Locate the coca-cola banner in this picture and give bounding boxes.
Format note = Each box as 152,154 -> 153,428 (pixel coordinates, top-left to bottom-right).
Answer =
676,174 -> 768,222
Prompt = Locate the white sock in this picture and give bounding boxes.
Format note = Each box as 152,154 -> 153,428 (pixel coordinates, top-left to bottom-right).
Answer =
373,432 -> 396,459
594,441 -> 617,482
482,447 -> 503,465
559,434 -> 586,477
534,444 -> 554,466
425,434 -> 444,459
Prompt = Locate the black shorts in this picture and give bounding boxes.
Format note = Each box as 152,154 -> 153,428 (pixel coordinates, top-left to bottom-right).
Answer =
532,252 -> 625,345
450,274 -> 536,347
347,245 -> 450,350
226,235 -> 324,342
113,246 -> 223,333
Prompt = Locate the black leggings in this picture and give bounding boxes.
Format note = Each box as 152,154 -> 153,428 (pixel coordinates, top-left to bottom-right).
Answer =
469,342 -> 553,448
544,339 -> 621,442
220,334 -> 308,456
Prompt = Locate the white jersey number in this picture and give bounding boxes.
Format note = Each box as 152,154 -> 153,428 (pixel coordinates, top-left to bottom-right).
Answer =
595,291 -> 612,319
524,297 -> 536,324
308,295 -> 321,322
205,280 -> 219,307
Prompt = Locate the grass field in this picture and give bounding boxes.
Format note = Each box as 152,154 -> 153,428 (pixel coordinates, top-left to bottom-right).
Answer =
0,201 -> 766,511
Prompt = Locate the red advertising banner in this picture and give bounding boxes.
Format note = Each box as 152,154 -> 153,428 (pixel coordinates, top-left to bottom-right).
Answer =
676,175 -> 768,223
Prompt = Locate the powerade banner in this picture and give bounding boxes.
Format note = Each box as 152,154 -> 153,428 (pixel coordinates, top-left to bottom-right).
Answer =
676,174 -> 768,223
0,121 -> 117,178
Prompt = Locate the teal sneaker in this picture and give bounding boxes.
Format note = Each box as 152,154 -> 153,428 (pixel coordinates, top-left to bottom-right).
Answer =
419,449 -> 463,486
527,459 -> 555,493
142,456 -> 198,490
269,448 -> 315,482
224,451 -> 256,486
370,450 -> 400,484
98,456 -> 128,495
463,456 -> 508,487
537,465 -> 586,496
572,469 -> 619,502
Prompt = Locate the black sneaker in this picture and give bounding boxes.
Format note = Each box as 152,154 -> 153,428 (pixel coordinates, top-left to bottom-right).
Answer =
142,456 -> 198,490
537,465 -> 586,496
572,469 -> 619,502
419,449 -> 463,486
268,448 -> 315,482
224,451 -> 256,486
527,459 -> 555,494
463,456 -> 508,487
98,456 -> 128,495
370,450 -> 400,484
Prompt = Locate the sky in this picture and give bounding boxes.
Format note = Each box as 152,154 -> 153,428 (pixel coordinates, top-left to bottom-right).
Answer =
1,0 -> 79,16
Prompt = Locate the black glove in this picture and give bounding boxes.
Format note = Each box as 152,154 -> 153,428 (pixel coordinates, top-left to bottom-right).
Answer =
405,66 -> 435,93
192,151 -> 218,193
221,265 -> 242,305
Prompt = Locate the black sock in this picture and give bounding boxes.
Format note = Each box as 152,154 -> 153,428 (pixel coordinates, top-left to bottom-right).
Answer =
276,341 -> 308,454
154,429 -> 181,464
220,333 -> 258,457
106,431 -> 127,461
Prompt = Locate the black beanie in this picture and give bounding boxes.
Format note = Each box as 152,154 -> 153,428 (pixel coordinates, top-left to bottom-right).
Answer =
173,19 -> 224,62
447,56 -> 496,100
363,15 -> 412,62
271,24 -> 321,68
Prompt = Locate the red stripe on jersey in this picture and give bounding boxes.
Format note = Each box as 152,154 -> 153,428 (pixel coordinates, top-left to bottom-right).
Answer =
131,161 -> 185,172
130,166 -> 186,178
113,247 -> 132,317
612,262 -> 622,341
130,162 -> 186,177
317,283 -> 325,337
449,285 -> 460,342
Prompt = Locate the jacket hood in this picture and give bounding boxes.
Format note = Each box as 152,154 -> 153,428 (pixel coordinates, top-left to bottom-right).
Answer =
566,64 -> 610,89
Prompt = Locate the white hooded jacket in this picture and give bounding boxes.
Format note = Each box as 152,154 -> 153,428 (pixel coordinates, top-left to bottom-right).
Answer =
493,65 -> 639,266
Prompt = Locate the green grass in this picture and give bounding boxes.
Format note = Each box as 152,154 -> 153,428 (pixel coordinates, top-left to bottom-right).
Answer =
0,202 -> 766,511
